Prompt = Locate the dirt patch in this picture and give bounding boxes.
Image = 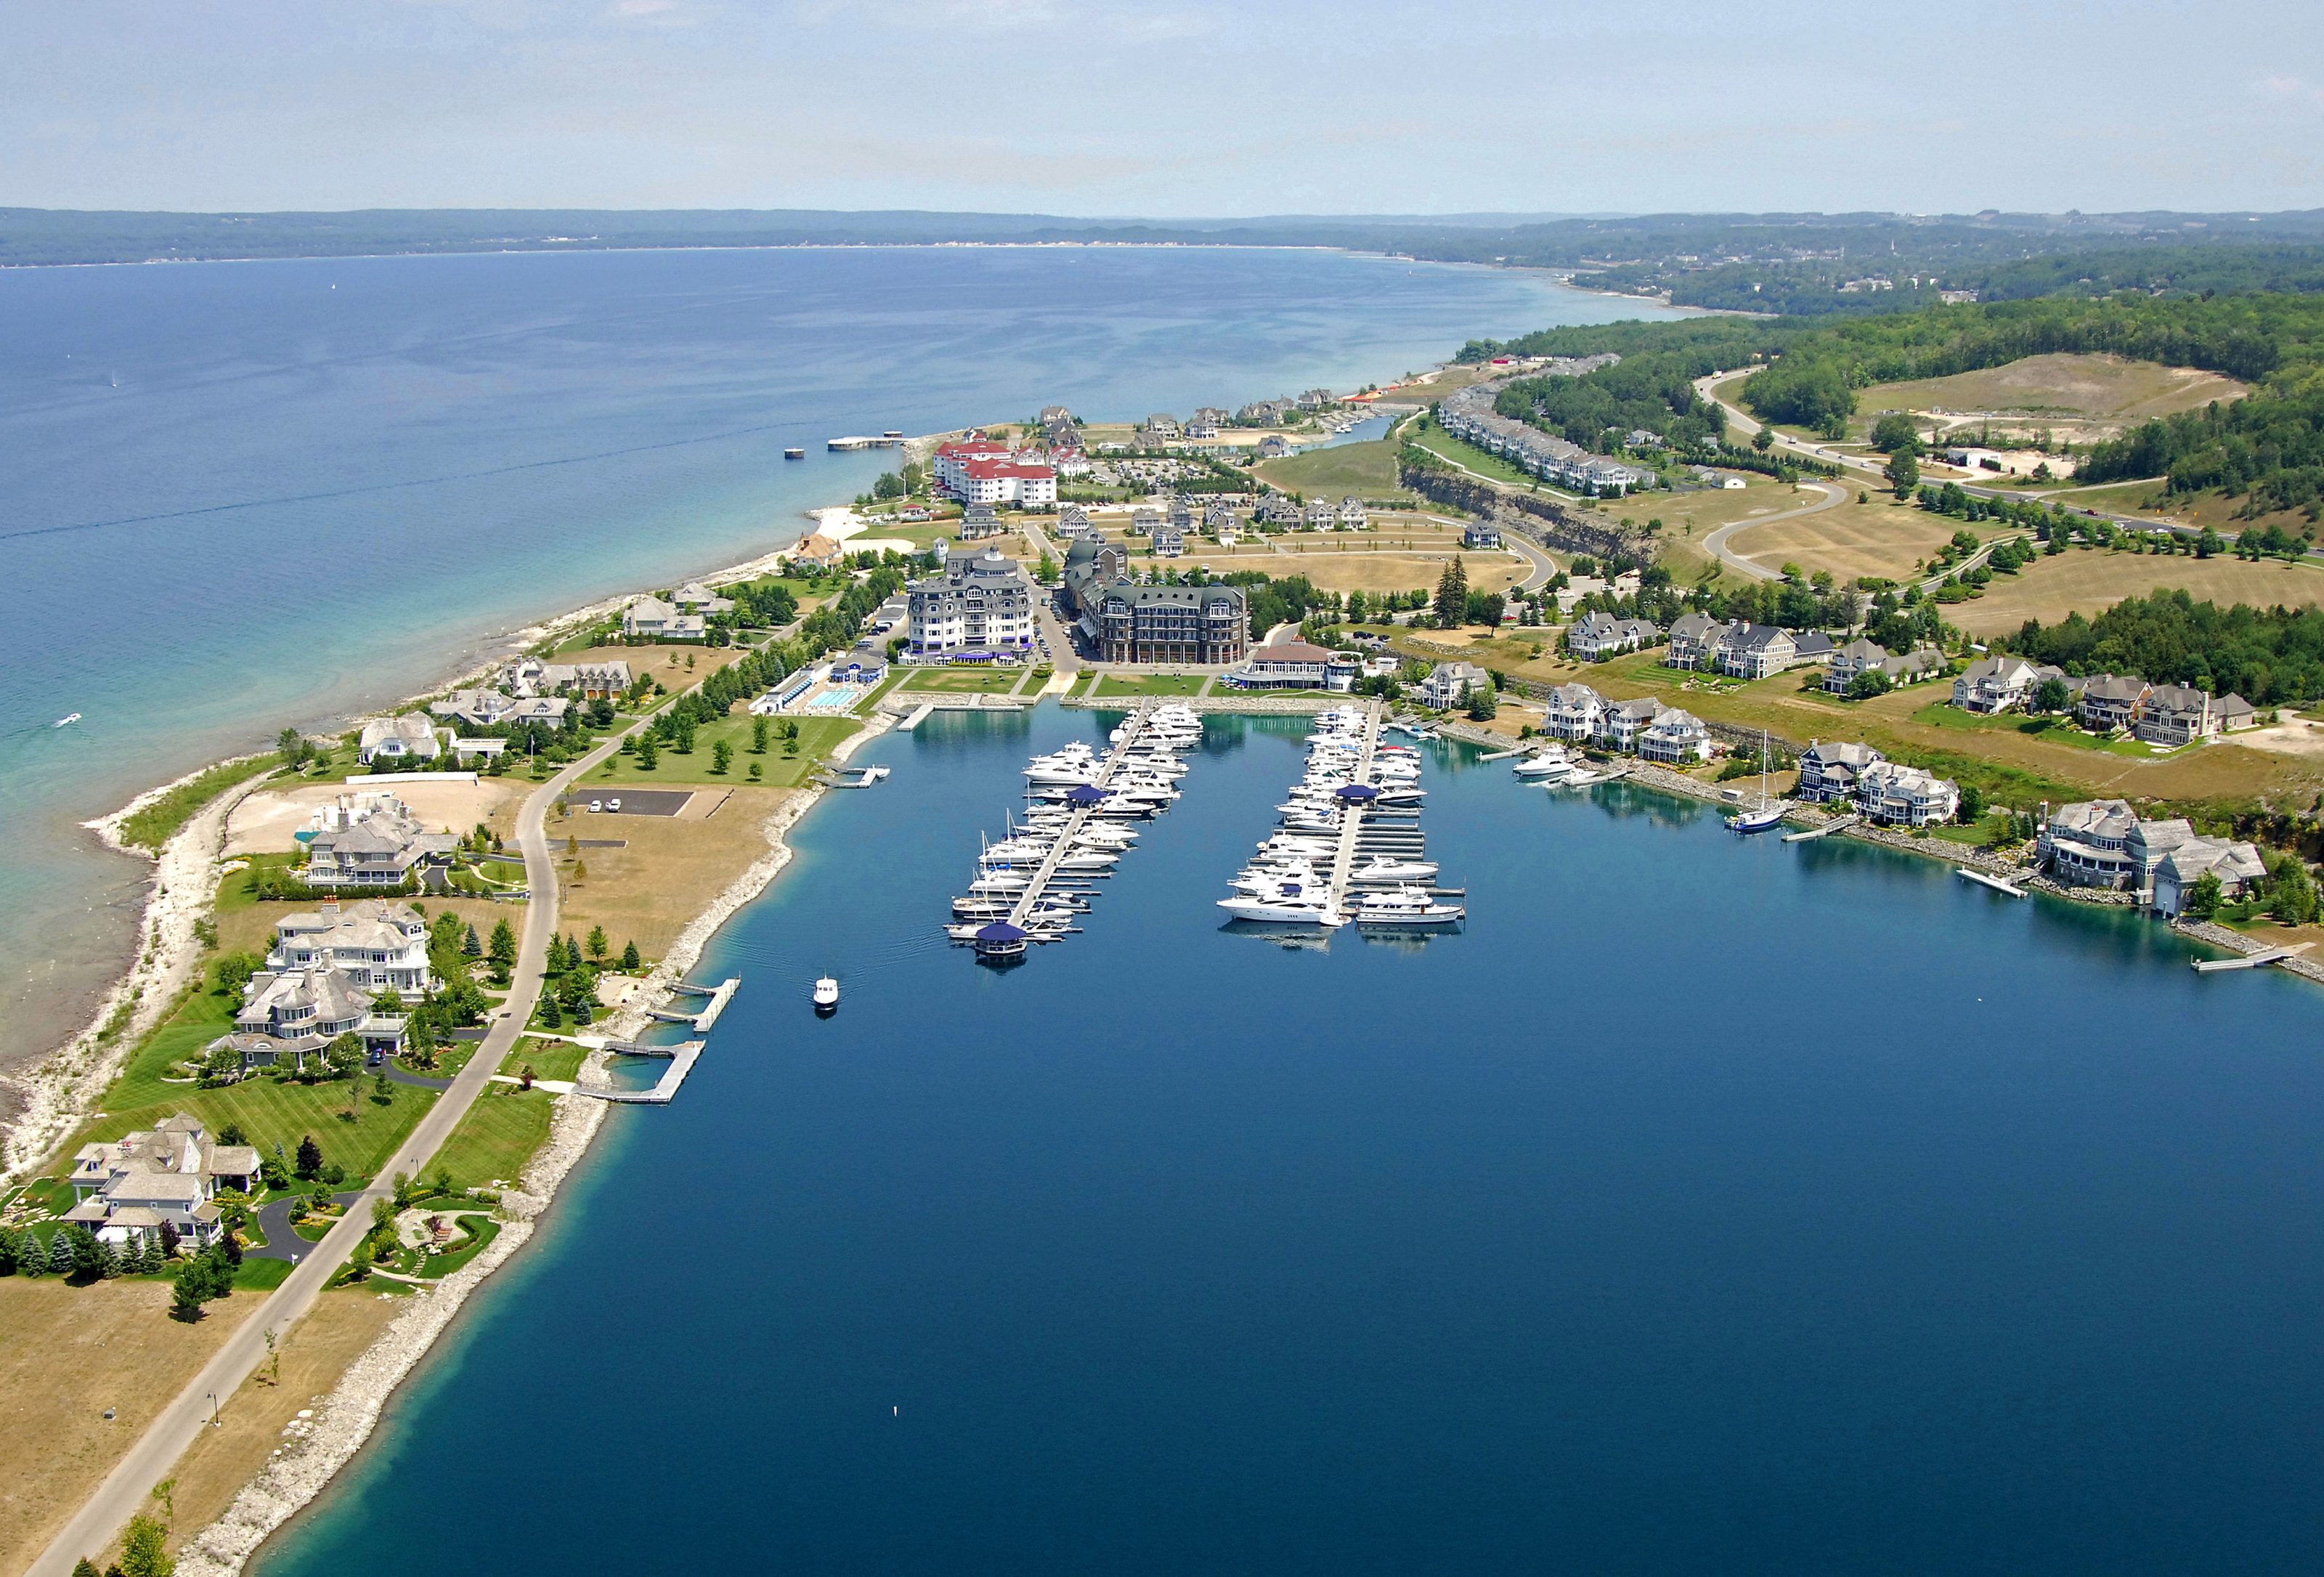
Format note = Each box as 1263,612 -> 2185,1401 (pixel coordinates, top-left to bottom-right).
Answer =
1856,354 -> 2246,424
1950,552 -> 2324,636
226,779 -> 533,858
0,1276 -> 250,1576
1183,548 -> 1524,596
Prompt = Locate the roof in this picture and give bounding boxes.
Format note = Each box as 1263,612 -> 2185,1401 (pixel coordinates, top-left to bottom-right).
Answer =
1803,739 -> 1884,769
2081,673 -> 2150,704
1249,641 -> 1333,663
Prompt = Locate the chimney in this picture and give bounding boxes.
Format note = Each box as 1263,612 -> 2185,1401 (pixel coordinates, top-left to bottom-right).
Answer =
320,894 -> 341,923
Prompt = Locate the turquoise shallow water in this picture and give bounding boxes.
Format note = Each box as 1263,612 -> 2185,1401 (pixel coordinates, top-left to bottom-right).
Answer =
261,710 -> 2324,1575
0,246 -> 1649,1061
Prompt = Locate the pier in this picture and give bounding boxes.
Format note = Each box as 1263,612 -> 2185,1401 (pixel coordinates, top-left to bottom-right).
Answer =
1956,867 -> 2028,899
648,976 -> 742,1031
1784,813 -> 1858,843
1324,699 -> 1387,922
1006,700 -> 1156,931
2193,941 -> 2314,973
572,1039 -> 704,1105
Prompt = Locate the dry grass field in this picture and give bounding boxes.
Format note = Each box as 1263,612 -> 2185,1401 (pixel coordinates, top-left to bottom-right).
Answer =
124,1286 -> 405,1568
1248,438 -> 1410,499
1951,551 -> 2324,636
1733,496 -> 1968,582
546,784 -> 800,967
0,1277 -> 251,1576
1853,354 -> 2246,423
2032,477 -> 2321,538
1185,545 -> 1524,596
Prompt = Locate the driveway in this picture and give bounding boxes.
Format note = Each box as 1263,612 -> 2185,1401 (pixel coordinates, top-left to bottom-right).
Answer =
245,1190 -> 364,1264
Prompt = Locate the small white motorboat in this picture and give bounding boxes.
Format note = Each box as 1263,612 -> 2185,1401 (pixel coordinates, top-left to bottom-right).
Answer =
54,713 -> 81,728
812,976 -> 840,1014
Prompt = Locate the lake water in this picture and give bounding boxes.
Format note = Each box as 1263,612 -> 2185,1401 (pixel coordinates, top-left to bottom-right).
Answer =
0,246 -> 1648,1067
259,709 -> 2324,1575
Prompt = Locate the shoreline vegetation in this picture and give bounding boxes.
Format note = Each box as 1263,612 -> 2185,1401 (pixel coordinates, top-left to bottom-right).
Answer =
15,309 -> 2323,1573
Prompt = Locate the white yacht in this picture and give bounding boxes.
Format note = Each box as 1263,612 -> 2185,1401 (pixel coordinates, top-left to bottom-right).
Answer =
1511,749 -> 1573,779
1218,891 -> 1341,925
1349,856 -> 1439,883
1352,886 -> 1463,928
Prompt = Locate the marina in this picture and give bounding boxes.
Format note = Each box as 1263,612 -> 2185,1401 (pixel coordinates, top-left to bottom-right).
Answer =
949,700 -> 1205,960
646,976 -> 743,1031
1220,700 -> 1463,931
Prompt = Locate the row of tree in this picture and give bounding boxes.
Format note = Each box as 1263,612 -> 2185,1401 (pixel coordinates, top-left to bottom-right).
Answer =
2001,590 -> 2324,705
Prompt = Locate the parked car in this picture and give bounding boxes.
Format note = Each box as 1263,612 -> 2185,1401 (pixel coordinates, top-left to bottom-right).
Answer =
588,800 -> 603,812
607,798 -> 622,813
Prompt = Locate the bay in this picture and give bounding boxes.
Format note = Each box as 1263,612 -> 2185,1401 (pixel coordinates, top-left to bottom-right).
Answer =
0,245 -> 1648,1064
260,710 -> 2324,1575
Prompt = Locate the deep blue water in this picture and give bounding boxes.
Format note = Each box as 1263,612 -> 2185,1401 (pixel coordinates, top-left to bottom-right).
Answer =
261,711 -> 2324,1575
0,246 -> 1645,1058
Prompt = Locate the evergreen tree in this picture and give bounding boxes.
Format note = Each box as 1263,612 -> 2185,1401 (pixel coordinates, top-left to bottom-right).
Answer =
566,934 -> 583,972
621,941 -> 641,972
20,1230 -> 44,1278
488,918 -> 517,973
1433,556 -> 1470,629
546,933 -> 568,973
72,1558 -> 102,1577
0,1226 -> 17,1275
296,1134 -> 323,1177
49,1228 -> 78,1276
462,923 -> 482,957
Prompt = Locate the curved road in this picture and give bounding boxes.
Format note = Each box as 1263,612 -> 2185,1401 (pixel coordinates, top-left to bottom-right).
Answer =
1699,481 -> 1848,583
31,713 -> 646,1576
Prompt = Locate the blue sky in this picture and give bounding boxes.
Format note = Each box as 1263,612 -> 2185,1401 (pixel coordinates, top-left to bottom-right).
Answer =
6,0 -> 2320,214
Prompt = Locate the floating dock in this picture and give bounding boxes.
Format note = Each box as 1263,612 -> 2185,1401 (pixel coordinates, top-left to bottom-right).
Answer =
1004,700 -> 1158,934
1955,867 -> 2028,899
1784,813 -> 1858,843
897,702 -> 937,731
572,1040 -> 704,1105
1323,699 -> 1387,921
817,765 -> 891,788
648,976 -> 741,1031
2193,941 -> 2313,973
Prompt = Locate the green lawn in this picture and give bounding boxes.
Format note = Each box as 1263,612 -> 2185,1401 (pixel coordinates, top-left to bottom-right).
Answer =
120,756 -> 282,853
1094,673 -> 1208,697
1250,438 -> 1412,500
899,668 -> 1028,693
590,713 -> 861,787
511,1039 -> 588,1082
429,1085 -> 558,1192
47,979 -> 443,1192
1408,421 -> 1551,492
1908,702 -> 2155,758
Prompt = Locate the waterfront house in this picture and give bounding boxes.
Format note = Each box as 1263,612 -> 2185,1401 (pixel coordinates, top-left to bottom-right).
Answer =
1462,522 -> 1502,550
2039,799 -> 2141,888
507,658 -> 630,700
64,1115 -> 251,1249
1418,662 -> 1488,710
1540,683 -> 1606,742
303,801 -> 458,889
1664,612 -> 1731,671
1824,641 -> 1941,695
1796,739 -> 1885,803
429,689 -> 569,731
1257,434 -> 1291,458
672,582 -> 736,615
1717,623 -> 1801,680
1638,709 -> 1711,764
2076,674 -> 2152,731
1568,611 -> 1660,662
906,548 -> 1036,662
1139,414 -> 1182,444
2152,837 -> 2269,916
356,715 -> 442,766
267,897 -> 434,999
227,966 -> 407,1066
1183,416 -> 1221,440
1228,638 -> 1335,691
622,596 -> 707,641
1855,761 -> 1960,827
2135,685 -> 2256,747
1951,656 -> 2057,714
1596,696 -> 1666,753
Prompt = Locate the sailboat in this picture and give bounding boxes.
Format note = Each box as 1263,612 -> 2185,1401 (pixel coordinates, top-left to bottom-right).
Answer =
1726,728 -> 1789,834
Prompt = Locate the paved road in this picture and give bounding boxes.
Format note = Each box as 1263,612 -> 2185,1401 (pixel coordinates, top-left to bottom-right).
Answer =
29,716 -> 644,1577
1016,517 -> 1083,674
1699,482 -> 1848,582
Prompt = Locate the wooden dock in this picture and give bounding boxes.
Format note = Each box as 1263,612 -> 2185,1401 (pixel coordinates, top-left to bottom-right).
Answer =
1006,699 -> 1155,932
2193,941 -> 2314,973
1784,813 -> 1858,843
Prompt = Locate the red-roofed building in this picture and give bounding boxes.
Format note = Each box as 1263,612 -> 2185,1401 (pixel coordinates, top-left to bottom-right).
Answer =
948,455 -> 1059,507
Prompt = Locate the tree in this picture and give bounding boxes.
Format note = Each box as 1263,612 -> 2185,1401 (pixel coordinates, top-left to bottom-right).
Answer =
488,918 -> 517,977
119,1512 -> 174,1577
588,926 -> 609,962
49,1228 -> 76,1276
1868,413 -> 1922,454
1885,449 -> 1920,498
73,1560 -> 102,1577
621,940 -> 641,972
19,1229 -> 44,1278
634,734 -> 659,771
323,1034 -> 362,1081
1845,670 -> 1893,700
168,1268 -> 206,1319
1752,426 -> 1775,453
2185,869 -> 2225,921
1957,784 -> 1986,824
2270,857 -> 2320,925
546,933 -> 567,973
752,716 -> 770,754
65,1224 -> 104,1279
296,1134 -> 323,1177
1433,556 -> 1470,629
462,923 -> 482,958
712,739 -> 734,774
1466,684 -> 1498,721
